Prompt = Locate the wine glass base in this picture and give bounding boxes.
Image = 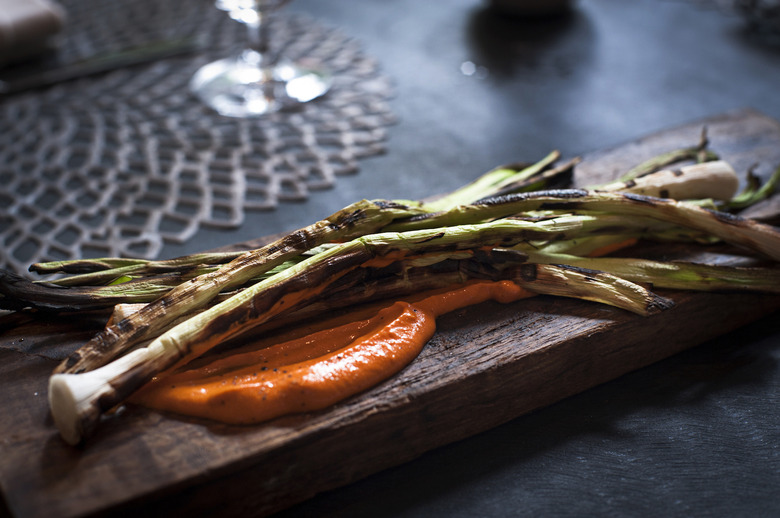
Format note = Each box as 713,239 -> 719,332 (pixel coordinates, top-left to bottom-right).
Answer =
190,56 -> 331,117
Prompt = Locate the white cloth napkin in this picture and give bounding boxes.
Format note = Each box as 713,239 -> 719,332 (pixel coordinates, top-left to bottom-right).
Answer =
0,0 -> 65,65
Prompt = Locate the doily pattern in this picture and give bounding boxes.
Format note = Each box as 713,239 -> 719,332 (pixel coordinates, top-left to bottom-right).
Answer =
0,0 -> 395,274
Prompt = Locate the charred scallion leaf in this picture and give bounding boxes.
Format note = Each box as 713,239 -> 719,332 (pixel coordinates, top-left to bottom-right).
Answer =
387,190 -> 780,261
52,200 -> 428,375
48,222 -> 674,445
613,127 -> 717,183
523,249 -> 780,293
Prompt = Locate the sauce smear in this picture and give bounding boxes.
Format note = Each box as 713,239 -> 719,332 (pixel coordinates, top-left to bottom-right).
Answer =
132,280 -> 534,424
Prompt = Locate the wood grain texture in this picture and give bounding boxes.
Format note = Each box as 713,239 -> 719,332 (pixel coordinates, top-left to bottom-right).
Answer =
1,109 -> 779,518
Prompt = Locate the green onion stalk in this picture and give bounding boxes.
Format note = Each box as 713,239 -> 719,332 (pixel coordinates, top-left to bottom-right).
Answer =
48,218 -> 685,445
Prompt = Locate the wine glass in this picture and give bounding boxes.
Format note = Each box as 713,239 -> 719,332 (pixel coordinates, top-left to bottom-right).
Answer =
190,0 -> 332,117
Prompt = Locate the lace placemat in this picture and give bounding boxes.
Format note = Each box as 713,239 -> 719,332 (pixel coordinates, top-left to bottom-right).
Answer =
0,0 -> 396,274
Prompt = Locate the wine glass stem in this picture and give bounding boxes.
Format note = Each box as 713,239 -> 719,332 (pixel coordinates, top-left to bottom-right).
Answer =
246,14 -> 271,65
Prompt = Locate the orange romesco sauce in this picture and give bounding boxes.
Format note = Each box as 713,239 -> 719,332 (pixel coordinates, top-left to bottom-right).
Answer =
131,280 -> 535,424
586,237 -> 639,258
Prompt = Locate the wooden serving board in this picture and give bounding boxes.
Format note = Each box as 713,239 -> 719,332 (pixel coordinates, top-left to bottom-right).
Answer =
2,109 -> 780,518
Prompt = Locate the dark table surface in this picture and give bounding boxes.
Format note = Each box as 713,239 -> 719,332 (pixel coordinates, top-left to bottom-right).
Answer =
2,0 -> 779,516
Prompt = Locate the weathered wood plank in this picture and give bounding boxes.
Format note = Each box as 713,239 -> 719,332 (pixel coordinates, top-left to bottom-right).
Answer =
1,109 -> 779,518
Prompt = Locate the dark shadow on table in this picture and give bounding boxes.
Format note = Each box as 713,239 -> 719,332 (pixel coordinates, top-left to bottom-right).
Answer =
464,4 -> 593,81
